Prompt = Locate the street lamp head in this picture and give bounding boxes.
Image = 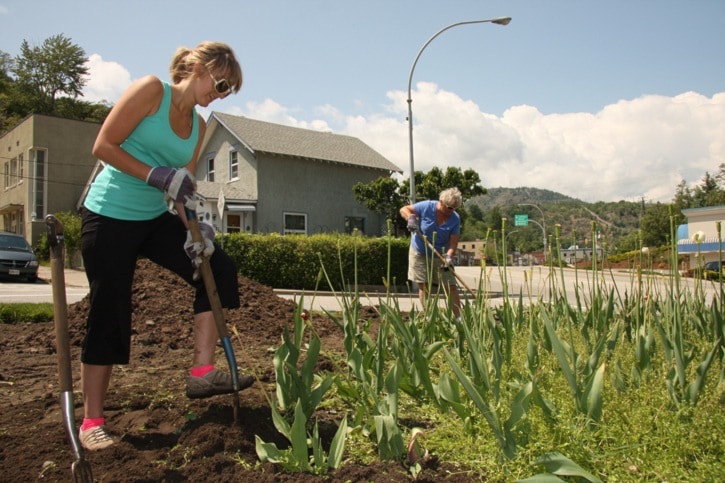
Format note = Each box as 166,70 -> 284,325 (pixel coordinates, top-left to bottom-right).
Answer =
406,15 -> 512,204
491,17 -> 512,26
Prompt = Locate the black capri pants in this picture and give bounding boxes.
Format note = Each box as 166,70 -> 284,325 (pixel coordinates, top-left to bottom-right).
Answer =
80,208 -> 240,365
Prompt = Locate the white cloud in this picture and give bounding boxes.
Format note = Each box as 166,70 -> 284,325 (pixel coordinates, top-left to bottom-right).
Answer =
0,5 -> 8,15
236,98 -> 334,132
337,84 -> 725,203
231,84 -> 724,202
82,54 -> 133,104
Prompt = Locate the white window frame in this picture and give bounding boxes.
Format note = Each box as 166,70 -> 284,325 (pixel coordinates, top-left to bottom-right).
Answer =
31,148 -> 47,220
9,157 -> 17,187
283,212 -> 307,235
206,153 -> 216,182
229,149 -> 239,180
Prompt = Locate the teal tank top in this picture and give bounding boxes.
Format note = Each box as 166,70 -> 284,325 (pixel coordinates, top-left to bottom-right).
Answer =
84,81 -> 199,220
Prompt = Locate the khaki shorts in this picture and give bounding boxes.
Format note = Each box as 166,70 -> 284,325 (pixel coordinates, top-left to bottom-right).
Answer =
408,246 -> 456,286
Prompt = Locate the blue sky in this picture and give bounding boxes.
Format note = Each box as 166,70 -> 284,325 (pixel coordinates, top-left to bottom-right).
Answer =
2,0 -> 724,202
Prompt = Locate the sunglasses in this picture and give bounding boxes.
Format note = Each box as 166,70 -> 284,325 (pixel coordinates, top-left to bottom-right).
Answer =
443,203 -> 456,211
206,67 -> 231,96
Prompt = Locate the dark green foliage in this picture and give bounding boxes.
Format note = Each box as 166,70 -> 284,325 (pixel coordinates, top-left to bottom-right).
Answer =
14,34 -> 88,114
223,232 -> 410,290
1,35 -> 110,133
35,211 -> 82,263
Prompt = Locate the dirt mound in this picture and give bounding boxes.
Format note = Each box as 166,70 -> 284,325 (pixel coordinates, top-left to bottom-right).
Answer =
0,259 -> 466,482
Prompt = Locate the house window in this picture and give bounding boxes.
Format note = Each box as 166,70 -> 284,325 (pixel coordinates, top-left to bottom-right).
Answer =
18,153 -> 23,184
206,155 -> 215,182
227,214 -> 241,233
32,149 -> 46,219
3,161 -> 8,189
229,150 -> 239,180
284,212 -> 307,235
9,157 -> 17,187
345,216 -> 365,235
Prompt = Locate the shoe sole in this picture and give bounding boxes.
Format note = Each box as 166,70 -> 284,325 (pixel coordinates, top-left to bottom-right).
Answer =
186,375 -> 254,399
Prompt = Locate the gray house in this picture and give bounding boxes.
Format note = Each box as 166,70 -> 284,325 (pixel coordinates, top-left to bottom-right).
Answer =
0,115 -> 100,245
195,112 -> 401,236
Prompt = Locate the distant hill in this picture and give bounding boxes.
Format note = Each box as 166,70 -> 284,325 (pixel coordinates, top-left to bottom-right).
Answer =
466,187 -> 646,248
471,187 -> 577,210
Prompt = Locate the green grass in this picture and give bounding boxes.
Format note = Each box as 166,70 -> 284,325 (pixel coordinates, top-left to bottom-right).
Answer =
0,303 -> 53,323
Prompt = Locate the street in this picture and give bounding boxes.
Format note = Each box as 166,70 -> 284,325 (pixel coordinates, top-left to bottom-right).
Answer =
1,265 -> 713,312
0,279 -> 89,304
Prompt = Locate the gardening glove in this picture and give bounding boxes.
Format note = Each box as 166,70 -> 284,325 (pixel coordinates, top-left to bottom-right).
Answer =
444,254 -> 454,269
407,215 -> 419,232
184,222 -> 215,279
146,167 -> 197,209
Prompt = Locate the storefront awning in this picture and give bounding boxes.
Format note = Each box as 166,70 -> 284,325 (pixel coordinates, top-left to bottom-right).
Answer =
677,240 -> 724,254
226,204 -> 256,212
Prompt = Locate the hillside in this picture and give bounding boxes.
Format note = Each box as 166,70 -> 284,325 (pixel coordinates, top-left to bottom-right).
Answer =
466,187 -> 647,250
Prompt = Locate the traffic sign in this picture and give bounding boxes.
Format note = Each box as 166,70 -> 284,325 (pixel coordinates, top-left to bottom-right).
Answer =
514,214 -> 529,226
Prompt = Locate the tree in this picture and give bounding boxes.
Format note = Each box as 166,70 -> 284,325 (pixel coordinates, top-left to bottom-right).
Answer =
352,177 -> 406,235
672,179 -> 692,211
13,34 -> 88,114
400,166 -> 486,202
640,202 -> 681,248
468,204 -> 484,222
0,50 -> 22,132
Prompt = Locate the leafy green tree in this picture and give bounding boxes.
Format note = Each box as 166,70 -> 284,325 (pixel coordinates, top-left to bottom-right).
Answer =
672,179 -> 692,211
402,166 -> 486,202
488,205 -> 504,231
0,50 -> 23,132
640,203 -> 675,247
352,176 -> 406,235
13,34 -> 88,114
468,203 -> 484,222
55,96 -> 111,122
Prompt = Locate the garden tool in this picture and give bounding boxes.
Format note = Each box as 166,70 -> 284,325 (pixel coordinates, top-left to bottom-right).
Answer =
184,207 -> 241,424
416,229 -> 476,298
45,214 -> 94,483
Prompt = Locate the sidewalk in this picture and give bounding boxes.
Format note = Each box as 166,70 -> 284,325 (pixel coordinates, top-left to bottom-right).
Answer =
37,265 -> 89,288
34,266 -> 440,312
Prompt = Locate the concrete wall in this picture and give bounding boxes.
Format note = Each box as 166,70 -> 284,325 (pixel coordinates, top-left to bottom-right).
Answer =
0,115 -> 100,245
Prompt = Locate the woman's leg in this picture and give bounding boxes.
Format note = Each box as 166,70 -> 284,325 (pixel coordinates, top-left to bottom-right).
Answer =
81,364 -> 113,419
192,311 -> 218,367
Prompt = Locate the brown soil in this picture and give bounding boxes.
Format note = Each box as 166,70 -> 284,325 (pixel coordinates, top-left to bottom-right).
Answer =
0,259 -> 474,482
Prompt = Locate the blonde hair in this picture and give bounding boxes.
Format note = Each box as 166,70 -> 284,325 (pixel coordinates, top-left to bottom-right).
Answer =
439,187 -> 463,209
169,41 -> 243,93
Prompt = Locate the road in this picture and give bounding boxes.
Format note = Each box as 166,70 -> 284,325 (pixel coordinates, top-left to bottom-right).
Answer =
0,279 -> 90,304
1,265 -> 714,312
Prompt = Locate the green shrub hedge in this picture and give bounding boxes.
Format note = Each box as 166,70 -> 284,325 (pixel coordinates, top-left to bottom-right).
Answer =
32,209 -> 412,291
220,232 -> 410,291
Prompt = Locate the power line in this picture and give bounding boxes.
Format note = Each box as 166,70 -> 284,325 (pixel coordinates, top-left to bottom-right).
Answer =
2,172 -> 93,189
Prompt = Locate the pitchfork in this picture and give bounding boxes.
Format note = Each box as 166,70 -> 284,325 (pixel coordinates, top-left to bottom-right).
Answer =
46,214 -> 94,482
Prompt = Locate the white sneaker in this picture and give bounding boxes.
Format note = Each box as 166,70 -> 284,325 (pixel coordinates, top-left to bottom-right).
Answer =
79,425 -> 115,451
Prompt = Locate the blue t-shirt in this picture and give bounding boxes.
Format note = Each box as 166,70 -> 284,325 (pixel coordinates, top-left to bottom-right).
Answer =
411,200 -> 460,255
84,81 -> 199,220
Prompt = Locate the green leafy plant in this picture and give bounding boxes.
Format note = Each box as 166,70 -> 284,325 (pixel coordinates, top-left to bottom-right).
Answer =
255,399 -> 347,475
273,304 -> 333,420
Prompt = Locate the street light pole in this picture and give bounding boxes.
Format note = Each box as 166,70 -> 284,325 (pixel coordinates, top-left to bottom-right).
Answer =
406,16 -> 511,204
518,203 -> 547,260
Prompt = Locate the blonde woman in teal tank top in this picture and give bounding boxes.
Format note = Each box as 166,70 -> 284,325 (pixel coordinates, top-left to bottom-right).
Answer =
78,41 -> 253,451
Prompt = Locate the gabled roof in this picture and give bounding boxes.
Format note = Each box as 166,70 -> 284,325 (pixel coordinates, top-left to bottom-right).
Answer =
208,112 -> 402,173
